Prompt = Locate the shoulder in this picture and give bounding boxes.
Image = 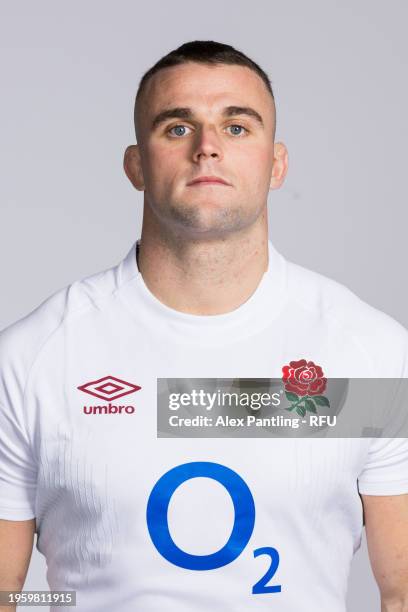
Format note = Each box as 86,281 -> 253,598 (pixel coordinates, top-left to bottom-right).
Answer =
0,259 -> 122,390
285,259 -> 408,376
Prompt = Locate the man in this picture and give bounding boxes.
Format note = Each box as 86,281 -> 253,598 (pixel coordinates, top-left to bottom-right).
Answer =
0,40 -> 407,611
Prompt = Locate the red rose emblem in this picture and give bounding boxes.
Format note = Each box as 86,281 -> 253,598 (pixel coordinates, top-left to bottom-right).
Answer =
282,359 -> 327,397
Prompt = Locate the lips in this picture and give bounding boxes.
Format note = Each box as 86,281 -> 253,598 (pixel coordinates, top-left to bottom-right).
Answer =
187,175 -> 230,186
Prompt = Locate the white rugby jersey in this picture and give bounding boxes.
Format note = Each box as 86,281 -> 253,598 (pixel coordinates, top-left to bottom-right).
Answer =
1,239 -> 408,612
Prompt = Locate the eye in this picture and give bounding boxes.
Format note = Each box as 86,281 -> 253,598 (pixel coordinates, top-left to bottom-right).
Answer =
226,124 -> 248,136
168,125 -> 192,137
167,123 -> 248,137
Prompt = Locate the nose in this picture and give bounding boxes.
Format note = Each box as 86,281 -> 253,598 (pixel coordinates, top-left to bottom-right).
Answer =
192,127 -> 223,163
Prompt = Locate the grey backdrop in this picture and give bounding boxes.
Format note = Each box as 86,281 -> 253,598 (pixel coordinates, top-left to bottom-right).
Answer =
1,1 -> 407,609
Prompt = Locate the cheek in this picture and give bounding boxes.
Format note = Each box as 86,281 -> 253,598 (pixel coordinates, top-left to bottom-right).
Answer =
144,144 -> 181,186
236,144 -> 274,187
253,142 -> 274,169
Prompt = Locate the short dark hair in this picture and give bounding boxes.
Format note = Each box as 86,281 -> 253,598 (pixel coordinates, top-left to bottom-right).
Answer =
134,40 -> 275,138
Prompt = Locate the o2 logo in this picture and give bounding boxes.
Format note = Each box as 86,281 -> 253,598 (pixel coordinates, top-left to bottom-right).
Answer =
146,461 -> 281,595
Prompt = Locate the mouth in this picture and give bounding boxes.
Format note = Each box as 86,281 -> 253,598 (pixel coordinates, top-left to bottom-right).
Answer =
187,176 -> 231,186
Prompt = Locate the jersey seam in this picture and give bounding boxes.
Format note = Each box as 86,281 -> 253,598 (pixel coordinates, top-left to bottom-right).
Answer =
20,264 -> 138,440
287,288 -> 376,376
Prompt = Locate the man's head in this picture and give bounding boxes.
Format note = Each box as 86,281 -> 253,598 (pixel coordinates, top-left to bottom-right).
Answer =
124,40 -> 288,240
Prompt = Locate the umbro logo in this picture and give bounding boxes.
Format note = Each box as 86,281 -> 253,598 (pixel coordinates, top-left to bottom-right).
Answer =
77,375 -> 141,401
77,375 -> 141,415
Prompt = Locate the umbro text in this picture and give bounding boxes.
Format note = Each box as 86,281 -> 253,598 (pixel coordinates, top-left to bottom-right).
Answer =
83,403 -> 135,415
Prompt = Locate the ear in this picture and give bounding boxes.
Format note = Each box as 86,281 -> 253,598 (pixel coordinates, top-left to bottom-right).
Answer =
269,142 -> 289,190
123,144 -> 145,191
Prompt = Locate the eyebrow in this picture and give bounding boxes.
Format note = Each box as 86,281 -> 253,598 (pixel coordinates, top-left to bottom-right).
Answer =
151,105 -> 264,130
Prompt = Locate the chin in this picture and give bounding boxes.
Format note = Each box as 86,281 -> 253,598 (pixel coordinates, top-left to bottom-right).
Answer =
170,211 -> 249,239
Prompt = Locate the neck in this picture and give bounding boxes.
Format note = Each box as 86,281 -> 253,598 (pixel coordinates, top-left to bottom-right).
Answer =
137,209 -> 269,316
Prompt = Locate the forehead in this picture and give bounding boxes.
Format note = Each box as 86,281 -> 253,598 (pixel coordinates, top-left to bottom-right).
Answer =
141,62 -> 274,119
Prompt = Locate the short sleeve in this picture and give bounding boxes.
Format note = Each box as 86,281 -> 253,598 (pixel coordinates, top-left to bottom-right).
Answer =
0,400 -> 37,519
357,437 -> 408,495
357,343 -> 408,496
